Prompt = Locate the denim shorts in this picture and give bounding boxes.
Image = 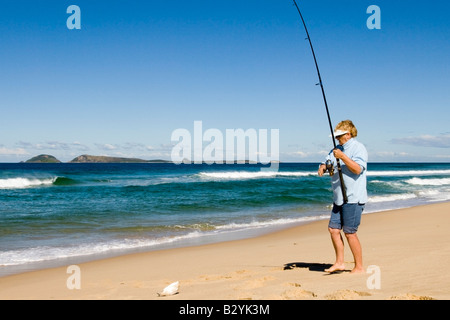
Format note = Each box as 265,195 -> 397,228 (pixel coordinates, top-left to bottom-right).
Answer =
328,203 -> 365,234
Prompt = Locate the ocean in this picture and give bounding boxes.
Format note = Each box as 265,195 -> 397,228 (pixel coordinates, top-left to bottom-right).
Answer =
1,162 -> 450,276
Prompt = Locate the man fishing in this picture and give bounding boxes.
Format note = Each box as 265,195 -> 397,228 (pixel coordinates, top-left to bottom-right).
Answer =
292,1 -> 368,273
318,120 -> 368,273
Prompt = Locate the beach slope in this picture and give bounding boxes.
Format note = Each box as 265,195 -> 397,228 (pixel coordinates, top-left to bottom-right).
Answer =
1,202 -> 449,300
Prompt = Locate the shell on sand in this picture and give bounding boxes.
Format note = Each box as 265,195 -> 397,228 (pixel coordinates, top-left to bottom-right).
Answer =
157,281 -> 179,297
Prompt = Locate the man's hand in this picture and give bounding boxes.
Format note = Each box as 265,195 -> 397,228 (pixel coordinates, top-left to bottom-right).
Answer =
333,148 -> 345,160
318,164 -> 326,177
333,148 -> 362,175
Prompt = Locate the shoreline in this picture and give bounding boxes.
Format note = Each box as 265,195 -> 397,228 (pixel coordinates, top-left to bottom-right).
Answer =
0,212 -> 330,278
0,199 -> 435,278
1,202 -> 449,300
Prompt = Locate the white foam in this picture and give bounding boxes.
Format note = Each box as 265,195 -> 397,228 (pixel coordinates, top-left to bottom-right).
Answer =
368,189 -> 450,205
0,214 -> 330,267
0,177 -> 56,189
367,169 -> 450,177
405,177 -> 450,186
199,171 -> 314,180
0,233 -> 204,266
368,193 -> 417,203
418,189 -> 450,202
215,215 -> 328,231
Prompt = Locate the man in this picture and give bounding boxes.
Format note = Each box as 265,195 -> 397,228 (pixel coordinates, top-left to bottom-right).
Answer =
318,120 -> 368,274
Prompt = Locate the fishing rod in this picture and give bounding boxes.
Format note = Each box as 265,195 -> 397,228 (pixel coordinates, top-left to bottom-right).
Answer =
292,0 -> 348,203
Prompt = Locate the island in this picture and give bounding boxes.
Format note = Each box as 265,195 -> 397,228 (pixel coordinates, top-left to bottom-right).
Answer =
23,154 -> 271,164
69,155 -> 152,163
24,154 -> 62,163
23,154 -> 170,164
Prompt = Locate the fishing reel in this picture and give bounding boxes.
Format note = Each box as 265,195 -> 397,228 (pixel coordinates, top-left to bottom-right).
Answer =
325,160 -> 334,176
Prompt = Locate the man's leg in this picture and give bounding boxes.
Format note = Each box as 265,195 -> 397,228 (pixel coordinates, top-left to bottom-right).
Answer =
345,232 -> 364,273
342,203 -> 364,273
325,227 -> 346,273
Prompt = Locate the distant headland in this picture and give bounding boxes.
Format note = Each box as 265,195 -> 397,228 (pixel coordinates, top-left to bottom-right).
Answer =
23,154 -> 171,164
22,154 -> 279,164
24,154 -> 62,163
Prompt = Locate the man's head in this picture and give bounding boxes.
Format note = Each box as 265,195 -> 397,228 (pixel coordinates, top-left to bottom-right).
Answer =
334,120 -> 358,138
334,120 -> 358,144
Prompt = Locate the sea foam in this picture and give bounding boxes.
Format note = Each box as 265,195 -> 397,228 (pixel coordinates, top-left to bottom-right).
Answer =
199,171 -> 314,180
368,193 -> 417,203
0,177 -> 56,189
367,169 -> 450,177
405,177 -> 450,186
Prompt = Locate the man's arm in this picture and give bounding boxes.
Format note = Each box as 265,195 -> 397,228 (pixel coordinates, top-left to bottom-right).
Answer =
332,148 -> 362,175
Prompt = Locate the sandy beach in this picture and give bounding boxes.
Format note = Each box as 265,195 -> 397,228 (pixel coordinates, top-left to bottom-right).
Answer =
1,202 -> 449,300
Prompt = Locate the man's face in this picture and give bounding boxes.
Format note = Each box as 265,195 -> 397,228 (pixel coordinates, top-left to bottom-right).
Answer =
335,132 -> 351,145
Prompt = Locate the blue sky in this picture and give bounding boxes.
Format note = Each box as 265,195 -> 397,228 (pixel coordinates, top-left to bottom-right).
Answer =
1,0 -> 449,162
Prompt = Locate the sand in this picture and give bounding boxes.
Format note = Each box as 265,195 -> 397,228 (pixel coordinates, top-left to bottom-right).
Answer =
1,202 -> 449,300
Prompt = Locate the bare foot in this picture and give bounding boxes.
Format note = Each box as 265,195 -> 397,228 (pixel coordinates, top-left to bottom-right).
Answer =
325,263 -> 346,273
350,267 -> 365,274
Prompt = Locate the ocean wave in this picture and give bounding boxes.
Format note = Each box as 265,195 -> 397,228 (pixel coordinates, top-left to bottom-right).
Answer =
405,177 -> 450,186
0,177 -> 56,189
368,193 -> 417,203
0,233 -> 203,266
368,189 -> 450,204
418,189 -> 450,202
199,171 -> 314,180
53,177 -> 80,186
367,169 -> 450,177
215,215 -> 328,231
0,214 -> 330,267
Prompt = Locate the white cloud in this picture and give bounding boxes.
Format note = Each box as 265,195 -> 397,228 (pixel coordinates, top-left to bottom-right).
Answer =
95,143 -> 118,151
0,147 -> 28,156
391,133 -> 450,148
16,141 -> 90,151
94,143 -> 155,152
280,150 -> 328,162
373,151 -> 411,158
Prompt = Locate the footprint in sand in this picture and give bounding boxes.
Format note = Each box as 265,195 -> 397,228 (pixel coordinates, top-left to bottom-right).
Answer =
199,270 -> 252,282
234,275 -> 276,291
281,283 -> 317,300
389,293 -> 434,300
198,274 -> 230,281
325,289 -> 371,300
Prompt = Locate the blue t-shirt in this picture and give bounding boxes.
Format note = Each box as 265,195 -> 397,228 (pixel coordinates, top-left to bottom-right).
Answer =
324,138 -> 368,205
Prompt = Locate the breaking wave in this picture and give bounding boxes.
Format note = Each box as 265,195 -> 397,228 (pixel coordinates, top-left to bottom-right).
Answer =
368,193 -> 417,203
405,177 -> 450,186
367,169 -> 450,177
199,171 -> 314,180
0,177 -> 56,189
0,177 -> 78,189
